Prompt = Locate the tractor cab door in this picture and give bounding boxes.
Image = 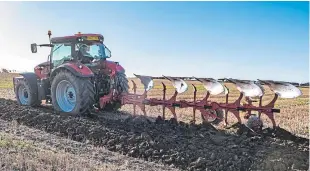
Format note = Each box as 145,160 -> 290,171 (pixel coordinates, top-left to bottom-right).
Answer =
50,43 -> 73,69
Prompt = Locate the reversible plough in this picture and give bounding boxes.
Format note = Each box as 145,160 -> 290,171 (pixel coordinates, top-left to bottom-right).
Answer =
121,74 -> 302,130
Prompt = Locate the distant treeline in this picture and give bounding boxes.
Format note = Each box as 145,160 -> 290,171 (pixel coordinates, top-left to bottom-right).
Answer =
0,68 -> 17,73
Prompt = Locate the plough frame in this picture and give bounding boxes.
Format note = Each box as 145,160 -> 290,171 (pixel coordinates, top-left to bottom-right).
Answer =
121,75 -> 302,129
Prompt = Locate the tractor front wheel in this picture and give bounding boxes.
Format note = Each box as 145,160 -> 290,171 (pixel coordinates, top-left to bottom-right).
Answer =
15,79 -> 41,106
51,70 -> 95,116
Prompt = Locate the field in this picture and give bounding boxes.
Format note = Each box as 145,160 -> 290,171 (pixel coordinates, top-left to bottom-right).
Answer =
0,72 -> 309,171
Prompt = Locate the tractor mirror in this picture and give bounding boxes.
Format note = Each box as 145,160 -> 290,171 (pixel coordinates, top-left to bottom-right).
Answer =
31,43 -> 37,53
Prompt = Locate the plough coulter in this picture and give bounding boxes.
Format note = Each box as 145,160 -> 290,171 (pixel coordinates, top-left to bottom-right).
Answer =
121,75 -> 302,130
13,31 -> 303,132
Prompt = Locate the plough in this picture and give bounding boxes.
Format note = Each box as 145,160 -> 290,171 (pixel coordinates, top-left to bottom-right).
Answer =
121,74 -> 302,130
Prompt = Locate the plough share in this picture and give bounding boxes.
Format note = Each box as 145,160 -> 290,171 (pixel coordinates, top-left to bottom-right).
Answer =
121,74 -> 302,131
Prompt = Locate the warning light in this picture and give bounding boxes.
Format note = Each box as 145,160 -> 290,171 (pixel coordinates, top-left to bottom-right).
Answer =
48,30 -> 52,36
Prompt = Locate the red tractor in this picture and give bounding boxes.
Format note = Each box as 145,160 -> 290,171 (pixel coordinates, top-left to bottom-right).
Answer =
13,31 -> 129,115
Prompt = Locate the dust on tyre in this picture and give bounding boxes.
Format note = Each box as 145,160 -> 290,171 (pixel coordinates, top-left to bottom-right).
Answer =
51,70 -> 95,116
201,109 -> 224,125
15,79 -> 41,106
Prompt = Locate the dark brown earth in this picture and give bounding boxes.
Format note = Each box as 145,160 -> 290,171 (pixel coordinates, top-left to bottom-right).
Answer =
0,119 -> 178,171
0,98 -> 308,171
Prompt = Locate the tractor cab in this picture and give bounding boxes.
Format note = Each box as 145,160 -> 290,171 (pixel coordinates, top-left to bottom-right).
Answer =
48,32 -> 111,68
31,31 -> 112,79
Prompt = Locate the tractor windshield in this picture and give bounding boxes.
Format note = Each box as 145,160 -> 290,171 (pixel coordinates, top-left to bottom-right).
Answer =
76,43 -> 111,59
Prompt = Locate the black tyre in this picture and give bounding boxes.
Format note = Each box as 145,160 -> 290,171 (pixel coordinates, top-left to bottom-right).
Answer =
103,72 -> 129,111
15,79 -> 41,106
114,72 -> 129,94
201,109 -> 224,125
51,70 -> 95,115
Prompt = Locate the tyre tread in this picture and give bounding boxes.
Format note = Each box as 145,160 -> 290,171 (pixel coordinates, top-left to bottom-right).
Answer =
51,70 -> 95,115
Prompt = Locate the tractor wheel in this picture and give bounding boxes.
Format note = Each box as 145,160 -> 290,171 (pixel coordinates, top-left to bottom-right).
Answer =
103,72 -> 129,111
114,72 -> 129,94
51,70 -> 95,116
15,79 -> 41,106
201,109 -> 224,125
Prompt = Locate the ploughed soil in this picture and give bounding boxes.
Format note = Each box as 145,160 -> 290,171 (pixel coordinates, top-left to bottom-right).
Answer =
0,119 -> 178,171
0,98 -> 309,171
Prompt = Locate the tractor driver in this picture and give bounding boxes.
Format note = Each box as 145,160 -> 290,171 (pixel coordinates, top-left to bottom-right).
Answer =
78,44 -> 93,63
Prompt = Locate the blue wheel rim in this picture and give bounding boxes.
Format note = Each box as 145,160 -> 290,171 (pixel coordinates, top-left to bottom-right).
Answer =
56,80 -> 76,112
18,84 -> 29,105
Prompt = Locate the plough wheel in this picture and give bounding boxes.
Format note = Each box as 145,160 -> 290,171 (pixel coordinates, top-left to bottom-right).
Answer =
245,115 -> 263,132
201,109 -> 224,125
51,70 -> 95,115
104,72 -> 129,111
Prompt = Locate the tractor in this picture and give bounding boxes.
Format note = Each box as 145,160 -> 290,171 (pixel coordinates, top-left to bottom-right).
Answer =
13,31 -> 129,115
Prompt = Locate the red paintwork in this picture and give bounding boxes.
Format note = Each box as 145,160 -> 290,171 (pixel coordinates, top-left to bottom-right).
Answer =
120,77 -> 281,129
100,90 -> 114,109
105,60 -> 125,77
34,61 -> 51,79
34,61 -> 94,79
62,62 -> 94,76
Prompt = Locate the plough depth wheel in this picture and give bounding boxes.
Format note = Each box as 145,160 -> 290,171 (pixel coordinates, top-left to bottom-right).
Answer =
201,109 -> 224,125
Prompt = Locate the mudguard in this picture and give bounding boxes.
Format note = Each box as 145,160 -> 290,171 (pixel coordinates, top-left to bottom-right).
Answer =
51,62 -> 94,79
106,60 -> 125,74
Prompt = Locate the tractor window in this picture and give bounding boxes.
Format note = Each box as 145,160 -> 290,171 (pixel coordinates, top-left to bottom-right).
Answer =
75,43 -> 111,59
104,45 -> 111,58
52,43 -> 72,67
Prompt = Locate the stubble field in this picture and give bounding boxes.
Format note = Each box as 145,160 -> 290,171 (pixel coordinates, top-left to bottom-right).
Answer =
0,73 -> 309,171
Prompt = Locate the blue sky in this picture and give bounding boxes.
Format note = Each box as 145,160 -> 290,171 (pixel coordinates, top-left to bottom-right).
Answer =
0,1 -> 308,82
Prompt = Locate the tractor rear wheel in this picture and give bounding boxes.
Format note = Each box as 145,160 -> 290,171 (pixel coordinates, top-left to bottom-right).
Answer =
103,72 -> 129,111
15,79 -> 41,106
51,70 -> 95,116
201,109 -> 224,125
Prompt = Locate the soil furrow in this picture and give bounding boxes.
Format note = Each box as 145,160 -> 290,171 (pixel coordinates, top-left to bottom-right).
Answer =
0,119 -> 178,171
0,98 -> 308,171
